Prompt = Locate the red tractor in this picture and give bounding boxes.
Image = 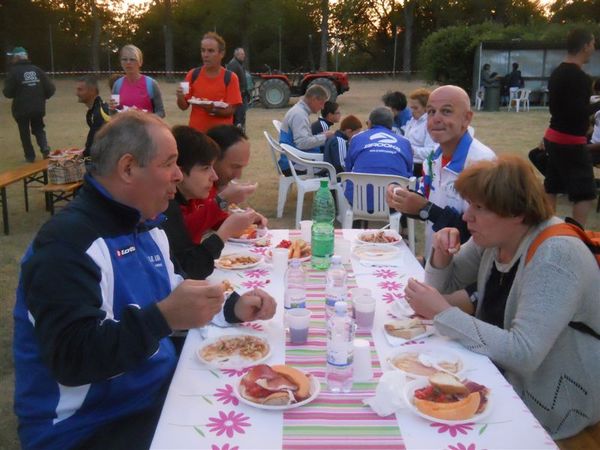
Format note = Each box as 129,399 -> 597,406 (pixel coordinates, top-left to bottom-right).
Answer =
252,68 -> 350,109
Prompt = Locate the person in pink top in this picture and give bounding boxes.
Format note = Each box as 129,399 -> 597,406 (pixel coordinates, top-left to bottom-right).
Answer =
110,44 -> 165,117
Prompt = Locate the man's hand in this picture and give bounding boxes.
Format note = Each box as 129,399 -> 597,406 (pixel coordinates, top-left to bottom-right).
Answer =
234,288 -> 277,322
386,185 -> 428,215
157,280 -> 225,330
430,227 -> 461,269
404,278 -> 451,320
219,182 -> 258,204
253,212 -> 268,229
217,209 -> 261,242
324,129 -> 336,139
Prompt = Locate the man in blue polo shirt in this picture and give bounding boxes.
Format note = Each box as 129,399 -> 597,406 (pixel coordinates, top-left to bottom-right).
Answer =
344,106 -> 412,208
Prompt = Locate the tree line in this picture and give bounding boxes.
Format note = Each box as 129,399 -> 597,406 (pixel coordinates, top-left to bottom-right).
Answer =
1,0 -> 599,75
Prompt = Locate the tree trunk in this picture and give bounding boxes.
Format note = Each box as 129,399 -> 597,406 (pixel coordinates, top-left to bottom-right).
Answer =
90,0 -> 101,72
402,0 -> 415,80
164,0 -> 174,80
319,0 -> 328,71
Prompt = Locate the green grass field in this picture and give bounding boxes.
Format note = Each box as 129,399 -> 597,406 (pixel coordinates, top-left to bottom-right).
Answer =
1,77 -> 596,449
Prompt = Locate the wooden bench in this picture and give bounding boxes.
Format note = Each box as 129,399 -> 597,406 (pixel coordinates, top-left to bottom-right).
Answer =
39,181 -> 83,215
0,160 -> 49,235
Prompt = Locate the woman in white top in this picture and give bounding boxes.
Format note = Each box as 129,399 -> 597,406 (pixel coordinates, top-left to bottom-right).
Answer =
403,88 -> 437,177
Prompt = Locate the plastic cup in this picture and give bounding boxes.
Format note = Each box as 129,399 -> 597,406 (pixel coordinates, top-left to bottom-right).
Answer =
180,81 -> 190,95
111,94 -> 120,106
353,295 -> 376,329
349,288 -> 372,318
271,247 -> 289,274
286,308 -> 311,344
334,238 -> 352,264
353,338 -> 374,381
299,220 -> 313,242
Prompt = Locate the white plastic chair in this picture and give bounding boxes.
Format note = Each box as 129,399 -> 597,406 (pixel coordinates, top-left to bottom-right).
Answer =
514,88 -> 530,112
279,143 -> 346,227
507,87 -> 530,112
337,172 -> 416,254
475,87 -> 485,111
272,119 -> 282,134
264,131 -> 299,219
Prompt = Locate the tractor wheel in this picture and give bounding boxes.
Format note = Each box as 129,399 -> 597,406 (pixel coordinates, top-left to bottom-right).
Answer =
259,79 -> 291,109
308,77 -> 338,102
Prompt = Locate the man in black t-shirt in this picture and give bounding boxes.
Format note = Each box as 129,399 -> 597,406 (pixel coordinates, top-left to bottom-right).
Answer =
544,29 -> 600,226
75,75 -> 109,158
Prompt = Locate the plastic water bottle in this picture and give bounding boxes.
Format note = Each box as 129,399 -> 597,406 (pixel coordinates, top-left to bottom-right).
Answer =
326,301 -> 355,393
285,258 -> 306,309
311,179 -> 335,270
325,255 -> 348,320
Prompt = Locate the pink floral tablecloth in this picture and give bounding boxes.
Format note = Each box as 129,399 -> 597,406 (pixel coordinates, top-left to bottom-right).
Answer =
150,229 -> 557,450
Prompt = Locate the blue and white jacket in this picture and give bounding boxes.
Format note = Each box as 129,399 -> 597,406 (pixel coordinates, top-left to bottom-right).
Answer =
13,175 -> 237,450
323,130 -> 349,174
344,126 -> 413,207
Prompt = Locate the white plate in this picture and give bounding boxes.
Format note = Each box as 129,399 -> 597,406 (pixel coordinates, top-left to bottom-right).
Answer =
196,334 -> 271,368
213,100 -> 229,108
383,323 -> 435,346
188,98 -> 213,105
215,252 -> 263,270
404,378 -> 493,424
353,244 -> 400,261
228,231 -> 271,245
356,230 -> 402,245
234,374 -> 321,410
388,345 -> 465,379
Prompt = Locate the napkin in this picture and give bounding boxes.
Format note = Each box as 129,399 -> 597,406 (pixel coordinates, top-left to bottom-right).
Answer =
362,371 -> 408,416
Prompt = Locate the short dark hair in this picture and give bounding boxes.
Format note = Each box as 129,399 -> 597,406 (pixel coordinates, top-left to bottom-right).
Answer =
78,75 -> 99,90
382,91 -> 407,111
567,28 -> 594,55
321,101 -> 339,118
206,125 -> 247,160
172,126 -> 220,175
512,62 -> 519,70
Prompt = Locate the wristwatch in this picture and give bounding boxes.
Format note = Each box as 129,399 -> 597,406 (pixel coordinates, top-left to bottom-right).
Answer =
215,195 -> 228,211
418,202 -> 433,220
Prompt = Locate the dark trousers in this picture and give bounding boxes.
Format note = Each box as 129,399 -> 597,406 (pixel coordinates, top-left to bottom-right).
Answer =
72,381 -> 170,450
234,97 -> 248,131
16,115 -> 49,161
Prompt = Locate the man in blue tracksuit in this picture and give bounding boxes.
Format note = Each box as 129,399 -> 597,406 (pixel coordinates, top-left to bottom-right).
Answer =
344,107 -> 413,209
13,111 -> 276,450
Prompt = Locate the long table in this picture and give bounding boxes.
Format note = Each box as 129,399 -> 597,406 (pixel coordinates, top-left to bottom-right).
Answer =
151,229 -> 557,450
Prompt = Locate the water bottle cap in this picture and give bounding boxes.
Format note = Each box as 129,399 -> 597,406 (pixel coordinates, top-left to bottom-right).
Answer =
334,301 -> 348,315
331,255 -> 342,265
320,180 -> 328,188
289,258 -> 302,267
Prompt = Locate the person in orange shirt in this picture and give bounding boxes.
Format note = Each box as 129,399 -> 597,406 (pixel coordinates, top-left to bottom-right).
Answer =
176,32 -> 242,132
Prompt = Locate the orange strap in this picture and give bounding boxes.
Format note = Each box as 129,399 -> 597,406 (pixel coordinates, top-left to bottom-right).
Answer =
525,224 -> 586,265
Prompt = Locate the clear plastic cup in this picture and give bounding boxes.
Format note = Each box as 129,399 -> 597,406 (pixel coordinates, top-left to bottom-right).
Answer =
286,308 -> 311,344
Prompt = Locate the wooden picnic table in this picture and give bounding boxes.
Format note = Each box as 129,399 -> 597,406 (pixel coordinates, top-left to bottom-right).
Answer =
0,160 -> 49,235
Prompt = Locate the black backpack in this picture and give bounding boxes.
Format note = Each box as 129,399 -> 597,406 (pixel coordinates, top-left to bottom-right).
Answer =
190,66 -> 232,86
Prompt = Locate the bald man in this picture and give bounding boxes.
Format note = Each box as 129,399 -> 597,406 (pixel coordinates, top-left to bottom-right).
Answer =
387,85 -> 495,258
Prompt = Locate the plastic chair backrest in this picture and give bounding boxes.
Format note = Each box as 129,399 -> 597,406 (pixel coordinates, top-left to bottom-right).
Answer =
279,143 -> 336,183
264,131 -> 286,177
272,119 -> 282,134
337,172 -> 415,221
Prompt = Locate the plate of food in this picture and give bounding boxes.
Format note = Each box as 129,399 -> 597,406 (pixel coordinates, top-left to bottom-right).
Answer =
383,318 -> 435,346
353,244 -> 400,261
234,364 -> 320,410
188,97 -> 213,106
197,334 -> 271,368
268,239 -> 311,262
356,230 -> 402,245
404,373 -> 492,424
215,252 -> 263,270
388,346 -> 464,379
228,224 -> 269,244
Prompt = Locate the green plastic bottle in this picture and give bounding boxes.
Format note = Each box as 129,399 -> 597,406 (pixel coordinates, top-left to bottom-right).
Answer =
311,180 -> 335,270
